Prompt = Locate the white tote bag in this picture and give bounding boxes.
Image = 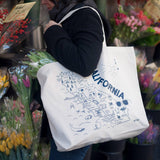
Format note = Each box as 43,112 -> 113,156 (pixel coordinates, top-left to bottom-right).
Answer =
37,7 -> 149,151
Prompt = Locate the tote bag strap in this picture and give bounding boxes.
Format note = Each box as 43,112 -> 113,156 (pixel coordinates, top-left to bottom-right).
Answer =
59,6 -> 107,46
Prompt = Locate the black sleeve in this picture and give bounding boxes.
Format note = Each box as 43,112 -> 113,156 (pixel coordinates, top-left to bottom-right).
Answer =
44,8 -> 104,77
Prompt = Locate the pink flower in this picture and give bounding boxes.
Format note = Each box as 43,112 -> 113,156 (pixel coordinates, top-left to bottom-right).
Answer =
153,27 -> 160,34
22,75 -> 30,88
140,25 -> 149,31
137,10 -> 153,26
12,100 -> 17,110
12,75 -> 18,84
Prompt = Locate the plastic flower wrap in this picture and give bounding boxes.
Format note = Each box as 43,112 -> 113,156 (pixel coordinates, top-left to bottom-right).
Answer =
8,65 -> 34,137
129,121 -> 159,144
23,50 -> 56,78
0,67 -> 10,99
139,67 -> 158,94
8,65 -> 44,159
135,48 -> 147,72
110,2 -> 160,46
0,18 -> 32,53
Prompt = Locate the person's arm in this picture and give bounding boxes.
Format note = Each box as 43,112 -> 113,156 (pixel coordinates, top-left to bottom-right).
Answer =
44,8 -> 104,77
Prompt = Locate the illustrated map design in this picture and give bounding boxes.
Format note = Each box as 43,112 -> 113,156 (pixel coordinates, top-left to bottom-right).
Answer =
56,69 -> 131,136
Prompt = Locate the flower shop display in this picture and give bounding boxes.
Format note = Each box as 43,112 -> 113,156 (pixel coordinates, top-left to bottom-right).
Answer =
109,1 -> 160,46
138,66 -> 160,113
0,97 -> 43,160
138,66 -> 160,125
125,121 -> 159,160
0,98 -> 32,160
8,65 -> 34,137
136,64 -> 160,160
145,68 -> 160,110
6,65 -> 43,160
0,1 -> 51,159
0,1 -> 39,54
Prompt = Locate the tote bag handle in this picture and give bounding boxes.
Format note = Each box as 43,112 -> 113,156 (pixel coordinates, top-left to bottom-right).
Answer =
59,6 -> 107,46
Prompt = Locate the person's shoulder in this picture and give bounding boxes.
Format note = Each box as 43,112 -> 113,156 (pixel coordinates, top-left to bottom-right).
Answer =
71,7 -> 100,19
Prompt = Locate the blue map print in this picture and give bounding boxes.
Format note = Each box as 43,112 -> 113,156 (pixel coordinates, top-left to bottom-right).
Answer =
57,71 -> 131,136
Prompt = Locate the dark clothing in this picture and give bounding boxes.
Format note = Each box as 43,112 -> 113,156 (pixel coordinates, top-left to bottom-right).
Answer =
49,0 -> 97,22
49,139 -> 90,160
45,8 -> 103,76
44,6 -> 111,77
40,3 -> 111,141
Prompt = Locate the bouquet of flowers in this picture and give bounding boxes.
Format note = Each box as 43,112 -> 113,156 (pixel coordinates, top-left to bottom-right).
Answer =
0,98 -> 33,159
0,97 -> 42,160
23,50 -> 56,78
110,1 -> 160,46
138,66 -> 160,109
0,1 -> 39,54
129,121 -> 159,144
8,65 -> 34,138
145,68 -> 160,109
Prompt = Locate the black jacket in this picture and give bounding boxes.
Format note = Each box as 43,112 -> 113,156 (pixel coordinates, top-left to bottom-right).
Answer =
44,5 -> 110,77
40,4 -> 111,140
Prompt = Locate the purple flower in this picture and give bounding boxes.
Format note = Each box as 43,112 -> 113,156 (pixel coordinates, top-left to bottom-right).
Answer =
155,94 -> 160,104
153,88 -> 160,104
22,75 -> 30,88
137,122 -> 159,144
153,88 -> 160,95
137,133 -> 146,144
12,75 -> 18,84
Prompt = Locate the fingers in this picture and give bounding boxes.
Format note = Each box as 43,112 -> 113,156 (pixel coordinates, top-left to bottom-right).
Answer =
44,20 -> 62,33
30,100 -> 41,112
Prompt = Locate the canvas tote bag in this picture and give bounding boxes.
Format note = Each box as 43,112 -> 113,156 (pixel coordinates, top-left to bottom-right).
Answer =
37,6 -> 149,151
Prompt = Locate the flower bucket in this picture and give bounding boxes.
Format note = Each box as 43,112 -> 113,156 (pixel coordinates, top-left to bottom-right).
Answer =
99,140 -> 126,160
145,109 -> 160,160
125,141 -> 155,160
145,109 -> 160,125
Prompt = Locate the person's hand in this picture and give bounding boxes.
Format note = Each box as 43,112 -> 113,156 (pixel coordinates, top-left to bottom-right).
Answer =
44,20 -> 62,33
30,100 -> 41,112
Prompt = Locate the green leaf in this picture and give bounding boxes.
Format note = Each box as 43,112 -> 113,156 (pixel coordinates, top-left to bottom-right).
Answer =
21,146 -> 30,160
9,149 -> 17,160
16,147 -> 22,160
129,34 -> 160,46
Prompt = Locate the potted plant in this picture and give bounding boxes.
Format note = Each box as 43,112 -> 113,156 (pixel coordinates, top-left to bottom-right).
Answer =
125,121 -> 160,160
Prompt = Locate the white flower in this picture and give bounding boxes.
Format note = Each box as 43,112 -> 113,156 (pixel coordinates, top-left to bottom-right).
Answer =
30,62 -> 39,67
1,117 -> 7,124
